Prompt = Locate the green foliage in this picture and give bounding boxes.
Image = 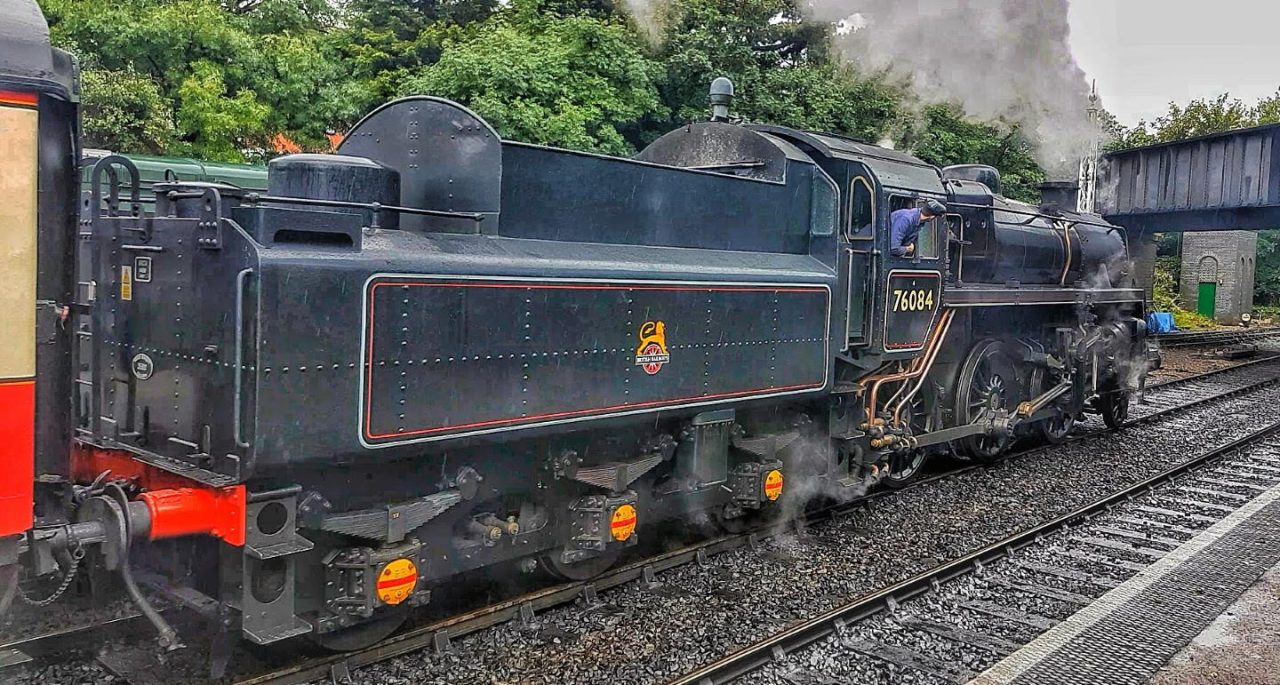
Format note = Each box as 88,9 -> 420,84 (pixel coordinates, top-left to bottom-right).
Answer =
1252,304 -> 1280,323
1154,232 -> 1180,257
1254,231 -> 1280,305
905,104 -> 1045,202
1151,257 -> 1216,330
1155,254 -> 1181,300
172,62 -> 272,161
80,68 -> 176,154
46,0 -> 360,161
1110,91 -> 1280,150
47,0 -> 1050,188
402,1 -> 664,154
1151,260 -> 1179,312
1173,308 -> 1218,331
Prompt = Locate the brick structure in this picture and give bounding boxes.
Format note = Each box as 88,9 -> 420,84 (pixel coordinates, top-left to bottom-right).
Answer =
1179,231 -> 1256,323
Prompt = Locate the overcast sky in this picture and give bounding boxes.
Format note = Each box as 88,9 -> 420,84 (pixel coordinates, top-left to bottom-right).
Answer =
1068,0 -> 1280,126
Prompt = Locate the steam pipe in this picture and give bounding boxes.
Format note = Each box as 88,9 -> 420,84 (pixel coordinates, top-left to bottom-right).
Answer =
891,309 -> 956,426
865,312 -> 951,419
865,309 -> 955,423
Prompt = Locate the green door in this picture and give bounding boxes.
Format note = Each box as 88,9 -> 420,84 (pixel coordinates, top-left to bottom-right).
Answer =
1197,282 -> 1217,318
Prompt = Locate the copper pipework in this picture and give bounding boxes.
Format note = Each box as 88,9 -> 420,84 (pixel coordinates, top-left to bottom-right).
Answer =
863,308 -> 955,425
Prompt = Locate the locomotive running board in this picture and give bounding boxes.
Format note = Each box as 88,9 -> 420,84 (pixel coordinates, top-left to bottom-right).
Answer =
946,286 -> 1143,307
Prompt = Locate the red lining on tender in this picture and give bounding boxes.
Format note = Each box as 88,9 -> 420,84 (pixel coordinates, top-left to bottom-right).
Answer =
363,279 -> 829,442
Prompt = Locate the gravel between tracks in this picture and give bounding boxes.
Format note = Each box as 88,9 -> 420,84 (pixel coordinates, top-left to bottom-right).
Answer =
737,445 -> 1280,685
8,362 -> 1280,685
337,383 -> 1280,685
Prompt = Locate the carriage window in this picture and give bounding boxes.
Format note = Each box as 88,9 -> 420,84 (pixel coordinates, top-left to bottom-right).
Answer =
848,177 -> 874,239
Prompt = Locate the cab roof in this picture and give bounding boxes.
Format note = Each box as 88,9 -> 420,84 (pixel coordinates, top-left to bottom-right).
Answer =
748,125 -> 945,195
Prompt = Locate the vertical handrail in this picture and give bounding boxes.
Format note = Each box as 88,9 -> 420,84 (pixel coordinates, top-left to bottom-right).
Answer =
84,156 -> 141,440
233,268 -> 254,449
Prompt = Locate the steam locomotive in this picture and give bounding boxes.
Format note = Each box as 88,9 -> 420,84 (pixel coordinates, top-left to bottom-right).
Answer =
1,0 -> 1146,651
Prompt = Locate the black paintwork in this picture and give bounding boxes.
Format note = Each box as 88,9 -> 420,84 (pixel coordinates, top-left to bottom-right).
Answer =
82,103 -> 841,480
78,97 -> 1144,483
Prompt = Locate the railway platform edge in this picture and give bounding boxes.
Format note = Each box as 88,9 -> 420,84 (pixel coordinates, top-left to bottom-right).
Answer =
971,477 -> 1280,685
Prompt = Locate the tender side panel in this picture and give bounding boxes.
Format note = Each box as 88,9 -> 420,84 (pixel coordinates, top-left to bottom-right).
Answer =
0,91 -> 38,535
360,276 -> 831,447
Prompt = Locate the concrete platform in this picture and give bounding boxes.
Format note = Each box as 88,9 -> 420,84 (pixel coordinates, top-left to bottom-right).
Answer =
1149,563 -> 1280,685
969,479 -> 1280,685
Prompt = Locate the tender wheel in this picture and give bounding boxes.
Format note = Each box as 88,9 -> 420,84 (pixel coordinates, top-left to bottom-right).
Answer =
884,391 -> 933,489
1097,389 -> 1131,429
312,609 -> 408,652
955,339 -> 1016,462
540,548 -> 621,581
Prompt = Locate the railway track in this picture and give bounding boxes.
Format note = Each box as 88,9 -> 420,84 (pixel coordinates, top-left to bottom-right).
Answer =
700,419 -> 1280,685
8,355 -> 1280,685
1155,326 -> 1280,348
222,355 -> 1280,685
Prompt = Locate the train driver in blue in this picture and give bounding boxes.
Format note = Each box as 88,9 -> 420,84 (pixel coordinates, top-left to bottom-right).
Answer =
890,199 -> 947,257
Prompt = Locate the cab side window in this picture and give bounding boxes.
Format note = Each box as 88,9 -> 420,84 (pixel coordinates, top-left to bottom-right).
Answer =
886,195 -> 941,260
915,204 -> 940,260
848,177 -> 874,239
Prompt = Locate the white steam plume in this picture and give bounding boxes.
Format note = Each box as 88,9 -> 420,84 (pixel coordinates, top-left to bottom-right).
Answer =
621,0 -> 667,46
809,0 -> 1099,177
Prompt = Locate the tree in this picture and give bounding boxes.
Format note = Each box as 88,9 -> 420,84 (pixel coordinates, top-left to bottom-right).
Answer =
44,0 -> 360,161
904,104 -> 1045,203
1113,94 -> 1259,149
80,68 -> 177,154
401,0 -> 665,155
337,0 -> 500,102
645,0 -> 896,140
46,0 -> 1057,192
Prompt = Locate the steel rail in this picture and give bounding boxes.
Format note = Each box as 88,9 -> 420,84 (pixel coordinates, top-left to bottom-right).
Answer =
229,358 -> 1280,685
666,415 -> 1280,685
2,353 -> 1276,679
1156,327 -> 1280,348
1146,352 -> 1279,389
1,354 -> 1274,678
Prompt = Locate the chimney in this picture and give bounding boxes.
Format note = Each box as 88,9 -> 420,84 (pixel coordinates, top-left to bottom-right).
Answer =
1039,180 -> 1080,213
708,77 -> 734,122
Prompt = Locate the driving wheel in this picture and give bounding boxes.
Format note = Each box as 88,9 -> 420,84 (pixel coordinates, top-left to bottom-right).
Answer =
954,339 -> 1016,462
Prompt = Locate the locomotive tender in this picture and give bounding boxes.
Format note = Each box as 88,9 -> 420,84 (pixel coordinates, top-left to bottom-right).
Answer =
1,0 -> 1146,649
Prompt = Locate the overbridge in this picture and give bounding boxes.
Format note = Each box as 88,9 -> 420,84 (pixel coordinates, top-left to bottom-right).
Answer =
1097,124 -> 1280,322
1098,123 -> 1280,233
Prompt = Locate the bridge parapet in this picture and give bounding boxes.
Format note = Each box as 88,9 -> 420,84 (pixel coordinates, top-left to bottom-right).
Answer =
1099,123 -> 1280,232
